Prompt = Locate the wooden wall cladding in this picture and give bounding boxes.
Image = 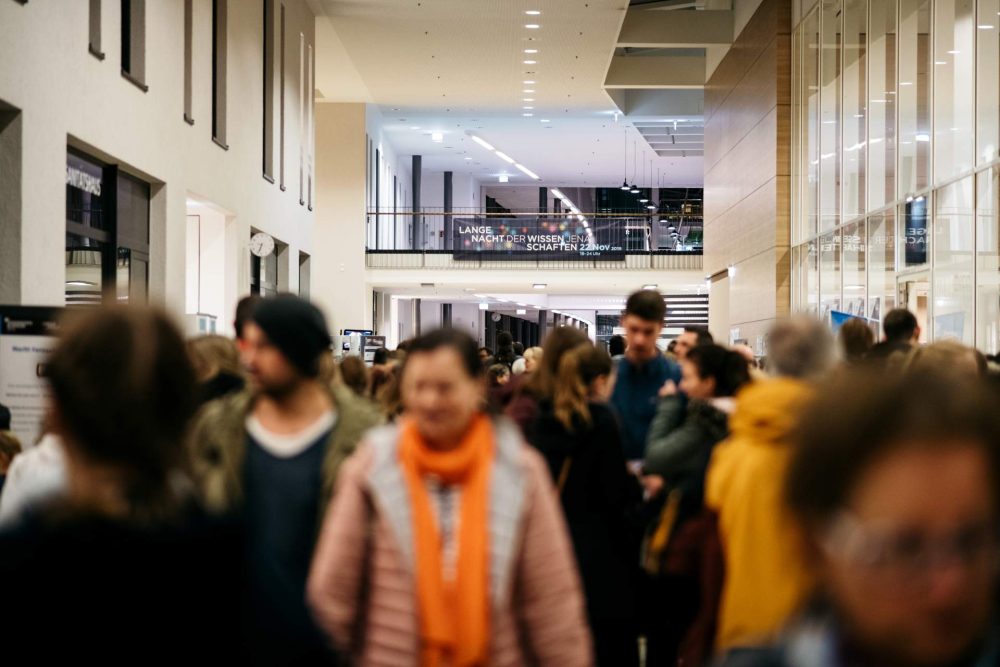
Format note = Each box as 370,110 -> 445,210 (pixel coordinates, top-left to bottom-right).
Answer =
704,0 -> 792,331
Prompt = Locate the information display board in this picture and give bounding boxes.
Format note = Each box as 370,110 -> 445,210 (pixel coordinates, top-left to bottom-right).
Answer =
452,217 -> 625,261
0,306 -> 61,447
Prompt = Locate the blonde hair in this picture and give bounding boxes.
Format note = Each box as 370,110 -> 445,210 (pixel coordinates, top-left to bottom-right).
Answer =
903,341 -> 986,378
187,335 -> 243,383
524,347 -> 543,362
551,343 -> 615,431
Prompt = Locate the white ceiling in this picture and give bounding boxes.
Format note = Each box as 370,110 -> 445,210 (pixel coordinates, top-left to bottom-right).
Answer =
313,0 -> 704,187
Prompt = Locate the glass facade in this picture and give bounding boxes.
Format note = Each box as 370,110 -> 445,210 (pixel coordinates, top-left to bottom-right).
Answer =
791,0 -> 1000,350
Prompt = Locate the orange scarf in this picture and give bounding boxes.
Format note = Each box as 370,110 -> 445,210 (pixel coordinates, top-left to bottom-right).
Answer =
398,413 -> 493,667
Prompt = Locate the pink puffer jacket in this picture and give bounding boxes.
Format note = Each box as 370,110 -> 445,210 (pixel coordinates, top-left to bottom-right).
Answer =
307,419 -> 593,666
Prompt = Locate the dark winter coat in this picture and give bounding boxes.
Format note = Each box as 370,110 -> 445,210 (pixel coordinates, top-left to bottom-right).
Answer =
525,401 -> 640,623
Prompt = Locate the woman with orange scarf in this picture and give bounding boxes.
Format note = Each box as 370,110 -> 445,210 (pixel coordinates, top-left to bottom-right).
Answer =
308,328 -> 592,666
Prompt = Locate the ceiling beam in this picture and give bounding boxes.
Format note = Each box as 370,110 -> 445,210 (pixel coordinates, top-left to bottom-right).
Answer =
604,54 -> 705,89
617,8 -> 733,48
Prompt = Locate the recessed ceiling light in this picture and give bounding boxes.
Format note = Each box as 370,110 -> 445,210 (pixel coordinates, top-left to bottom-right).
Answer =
533,283 -> 546,289
523,80 -> 535,84
540,119 -> 550,122
525,24 -> 540,29
523,113 -> 534,117
523,60 -> 537,64
523,98 -> 534,102
499,175 -> 509,183
410,126 -> 420,130
525,10 -> 541,15
431,132 -> 443,142
523,89 -> 535,93
464,157 -> 472,160
523,106 -> 534,110
524,49 -> 538,54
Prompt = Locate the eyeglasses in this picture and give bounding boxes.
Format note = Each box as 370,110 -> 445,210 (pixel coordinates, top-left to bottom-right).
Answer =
821,512 -> 1000,586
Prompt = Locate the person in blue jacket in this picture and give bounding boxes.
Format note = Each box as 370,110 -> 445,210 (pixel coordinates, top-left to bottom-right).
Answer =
610,289 -> 681,465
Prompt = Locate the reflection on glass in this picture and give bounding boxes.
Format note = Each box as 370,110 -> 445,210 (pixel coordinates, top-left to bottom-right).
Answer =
976,169 -> 999,351
65,233 -> 103,306
933,178 -> 975,344
842,220 -> 867,317
115,248 -> 147,304
868,1 -> 897,210
977,0 -> 1000,165
868,212 -> 897,325
804,238 -> 820,315
903,196 -> 930,266
804,11 -> 820,240
66,152 -> 106,232
898,0 -> 932,196
976,0 -> 1000,164
842,0 -> 867,219
820,230 -> 842,318
819,0 -> 842,232
934,0 -> 976,182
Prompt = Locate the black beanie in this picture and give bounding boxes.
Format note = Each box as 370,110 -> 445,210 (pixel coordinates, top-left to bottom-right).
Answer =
250,294 -> 332,377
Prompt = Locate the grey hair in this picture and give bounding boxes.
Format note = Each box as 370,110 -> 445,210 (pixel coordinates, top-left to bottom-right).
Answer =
766,317 -> 835,380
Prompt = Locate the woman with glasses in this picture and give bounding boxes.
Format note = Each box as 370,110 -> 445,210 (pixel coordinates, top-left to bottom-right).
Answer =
719,369 -> 1000,667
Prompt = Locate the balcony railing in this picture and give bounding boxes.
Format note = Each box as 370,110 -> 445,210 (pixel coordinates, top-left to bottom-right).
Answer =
365,208 -> 704,255
365,249 -> 703,271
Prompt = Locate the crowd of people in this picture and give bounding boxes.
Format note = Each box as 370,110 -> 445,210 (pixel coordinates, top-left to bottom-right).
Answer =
0,289 -> 998,666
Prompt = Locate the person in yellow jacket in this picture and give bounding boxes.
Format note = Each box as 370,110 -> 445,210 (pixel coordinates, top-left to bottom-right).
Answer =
705,318 -> 834,651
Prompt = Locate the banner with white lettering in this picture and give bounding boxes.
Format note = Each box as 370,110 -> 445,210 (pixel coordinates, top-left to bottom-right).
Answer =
452,217 -> 625,260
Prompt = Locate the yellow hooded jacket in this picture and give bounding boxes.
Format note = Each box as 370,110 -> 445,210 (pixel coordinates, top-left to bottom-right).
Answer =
705,377 -> 816,651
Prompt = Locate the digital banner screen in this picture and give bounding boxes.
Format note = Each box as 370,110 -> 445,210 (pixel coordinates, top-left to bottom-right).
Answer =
452,217 -> 626,261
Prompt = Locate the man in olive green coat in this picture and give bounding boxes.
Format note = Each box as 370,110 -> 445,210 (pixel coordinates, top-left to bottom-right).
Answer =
188,294 -> 381,665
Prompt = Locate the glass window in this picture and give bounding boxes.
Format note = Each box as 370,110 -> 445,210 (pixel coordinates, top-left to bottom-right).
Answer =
934,0 -> 976,183
933,178 -> 975,343
818,0 -> 842,232
868,211 -> 897,325
977,0 -> 1000,165
212,0 -> 228,146
65,233 -> 104,306
976,169 -> 1000,351
120,0 -> 146,88
842,220 -> 867,317
803,239 -> 819,315
868,0 -> 897,210
115,248 -> 148,304
820,229 -> 842,318
898,0 -> 932,197
903,195 -> 931,267
841,0 -> 866,220
66,152 -> 107,234
803,10 -> 821,241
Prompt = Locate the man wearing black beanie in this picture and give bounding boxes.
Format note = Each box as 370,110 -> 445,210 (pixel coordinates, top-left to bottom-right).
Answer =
188,294 -> 381,665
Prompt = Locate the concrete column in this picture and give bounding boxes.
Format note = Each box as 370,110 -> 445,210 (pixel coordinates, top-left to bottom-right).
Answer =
443,170 -> 453,250
538,309 -> 548,342
411,155 -> 422,249
314,103 -> 368,335
538,186 -> 547,213
412,298 -> 421,336
442,302 -> 452,327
